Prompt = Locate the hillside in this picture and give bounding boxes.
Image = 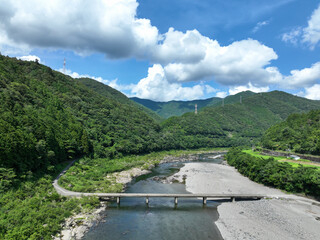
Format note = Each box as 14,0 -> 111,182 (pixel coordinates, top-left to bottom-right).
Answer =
0,55 -> 161,173
131,91 -> 256,119
161,91 -> 320,149
78,78 -> 163,122
130,97 -> 221,118
262,110 -> 320,155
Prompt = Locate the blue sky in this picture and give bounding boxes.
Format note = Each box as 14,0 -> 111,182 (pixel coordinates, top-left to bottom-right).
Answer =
1,0 -> 320,101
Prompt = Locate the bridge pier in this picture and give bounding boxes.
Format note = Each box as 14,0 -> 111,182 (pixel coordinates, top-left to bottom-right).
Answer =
117,197 -> 120,205
231,197 -> 235,203
203,197 -> 207,205
174,197 -> 178,205
146,197 -> 149,205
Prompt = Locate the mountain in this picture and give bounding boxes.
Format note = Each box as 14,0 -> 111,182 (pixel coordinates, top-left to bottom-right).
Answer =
130,91 -> 256,119
161,91 -> 320,149
0,55 -> 161,173
78,78 -> 163,122
262,110 -> 320,155
130,97 -> 221,118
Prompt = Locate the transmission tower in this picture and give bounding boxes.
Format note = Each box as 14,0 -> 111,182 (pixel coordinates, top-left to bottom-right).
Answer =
222,98 -> 224,107
240,96 -> 242,104
195,104 -> 198,114
63,58 -> 66,74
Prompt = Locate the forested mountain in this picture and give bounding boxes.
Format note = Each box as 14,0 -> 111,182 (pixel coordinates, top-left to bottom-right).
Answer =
161,91 -> 320,149
131,96 -> 221,118
262,110 -> 320,155
2,54 -> 320,175
0,55 -> 161,173
78,78 -> 163,122
130,91 -> 256,118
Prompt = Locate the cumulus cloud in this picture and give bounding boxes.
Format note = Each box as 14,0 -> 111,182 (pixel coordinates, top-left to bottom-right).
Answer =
304,84 -> 320,100
131,64 -> 206,101
282,62 -> 320,88
152,28 -> 207,64
228,83 -> 270,95
0,0 -> 159,58
17,55 -> 41,62
164,38 -> 279,87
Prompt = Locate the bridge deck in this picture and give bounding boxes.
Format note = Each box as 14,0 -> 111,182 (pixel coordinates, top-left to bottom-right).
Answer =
90,193 -> 265,198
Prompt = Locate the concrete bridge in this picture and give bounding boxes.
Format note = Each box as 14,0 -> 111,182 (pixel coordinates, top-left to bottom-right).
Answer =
53,160 -> 265,205
83,193 -> 265,205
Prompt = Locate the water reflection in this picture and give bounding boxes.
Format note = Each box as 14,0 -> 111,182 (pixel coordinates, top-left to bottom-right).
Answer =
83,153 -> 225,240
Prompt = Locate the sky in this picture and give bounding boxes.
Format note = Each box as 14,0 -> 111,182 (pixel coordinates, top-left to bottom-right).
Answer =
0,0 -> 320,101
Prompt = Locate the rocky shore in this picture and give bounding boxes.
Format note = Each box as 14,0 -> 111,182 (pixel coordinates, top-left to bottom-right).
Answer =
171,162 -> 320,240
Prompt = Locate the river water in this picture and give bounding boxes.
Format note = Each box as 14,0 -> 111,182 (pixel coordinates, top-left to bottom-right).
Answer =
83,153 -> 224,240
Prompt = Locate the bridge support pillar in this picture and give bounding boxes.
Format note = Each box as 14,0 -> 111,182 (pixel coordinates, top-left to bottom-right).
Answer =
117,197 -> 120,205
174,197 -> 178,205
203,197 -> 207,205
231,197 -> 235,203
146,197 -> 149,205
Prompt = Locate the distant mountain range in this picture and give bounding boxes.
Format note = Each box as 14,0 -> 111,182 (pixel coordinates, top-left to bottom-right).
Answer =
131,90 -> 255,119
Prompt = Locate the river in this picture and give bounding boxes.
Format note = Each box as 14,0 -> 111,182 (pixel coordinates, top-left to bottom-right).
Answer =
82,153 -> 225,240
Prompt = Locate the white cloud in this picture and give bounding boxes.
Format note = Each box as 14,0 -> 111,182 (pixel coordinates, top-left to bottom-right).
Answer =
282,27 -> 302,45
131,64 -> 206,101
282,62 -> 320,88
17,55 -> 41,62
59,68 -> 134,92
302,4 -> 320,49
164,38 -> 279,87
252,20 -> 270,33
152,28 -> 207,64
304,84 -> 320,100
282,4 -> 320,49
228,83 -> 269,95
205,85 -> 217,94
216,91 -> 228,98
0,0 -> 159,58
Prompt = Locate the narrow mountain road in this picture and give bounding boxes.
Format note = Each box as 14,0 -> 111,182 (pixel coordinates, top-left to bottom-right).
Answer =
53,159 -> 94,197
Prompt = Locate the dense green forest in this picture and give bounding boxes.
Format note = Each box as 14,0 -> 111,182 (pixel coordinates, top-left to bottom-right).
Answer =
0,55 -> 161,174
78,78 -> 163,122
1,55 -> 320,239
262,110 -> 320,155
130,91 -> 255,119
226,148 -> 320,199
161,91 -> 320,149
2,54 -> 320,175
130,96 -> 221,118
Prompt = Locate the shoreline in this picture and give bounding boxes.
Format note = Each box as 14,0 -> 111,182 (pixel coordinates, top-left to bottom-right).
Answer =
171,161 -> 320,240
55,151 -> 225,240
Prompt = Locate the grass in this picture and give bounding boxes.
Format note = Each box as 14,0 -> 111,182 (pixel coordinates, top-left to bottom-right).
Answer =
243,149 -> 320,170
59,148 -> 227,193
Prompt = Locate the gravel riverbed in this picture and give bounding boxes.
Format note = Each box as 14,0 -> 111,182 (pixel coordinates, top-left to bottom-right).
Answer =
170,162 -> 320,240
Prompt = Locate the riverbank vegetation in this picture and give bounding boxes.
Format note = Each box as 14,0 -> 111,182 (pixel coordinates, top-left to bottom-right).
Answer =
262,110 -> 320,155
0,163 -> 100,240
226,148 -> 320,199
59,148 -> 225,193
